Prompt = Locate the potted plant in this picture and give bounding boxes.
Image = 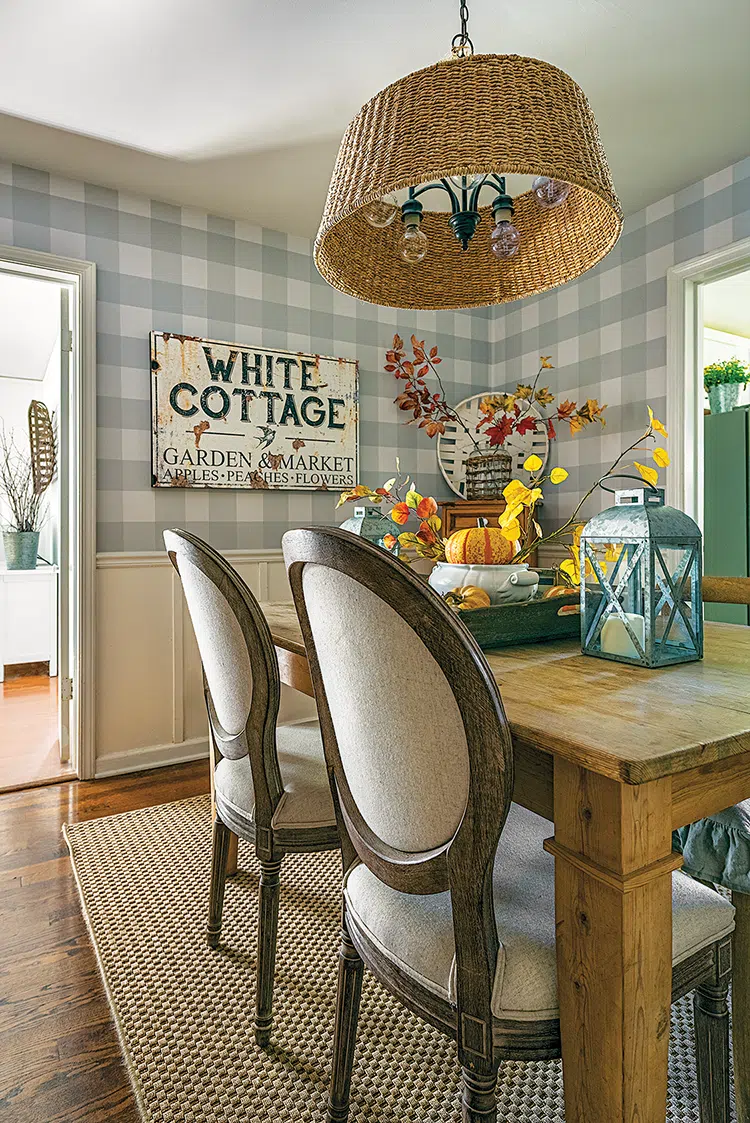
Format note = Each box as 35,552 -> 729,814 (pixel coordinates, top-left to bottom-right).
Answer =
0,425 -> 49,569
704,357 -> 749,415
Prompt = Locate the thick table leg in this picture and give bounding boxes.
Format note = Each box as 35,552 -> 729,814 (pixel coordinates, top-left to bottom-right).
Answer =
544,759 -> 681,1123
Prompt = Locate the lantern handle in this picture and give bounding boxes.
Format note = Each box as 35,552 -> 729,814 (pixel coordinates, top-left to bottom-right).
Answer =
599,473 -> 660,496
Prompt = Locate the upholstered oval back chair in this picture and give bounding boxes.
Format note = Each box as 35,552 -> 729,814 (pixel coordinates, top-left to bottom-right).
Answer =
165,529 -> 338,1045
283,526 -> 736,1123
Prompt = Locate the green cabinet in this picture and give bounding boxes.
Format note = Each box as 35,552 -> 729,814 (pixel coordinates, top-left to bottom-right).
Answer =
704,408 -> 750,624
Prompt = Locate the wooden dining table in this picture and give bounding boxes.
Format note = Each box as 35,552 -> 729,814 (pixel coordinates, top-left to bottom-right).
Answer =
260,603 -> 750,1123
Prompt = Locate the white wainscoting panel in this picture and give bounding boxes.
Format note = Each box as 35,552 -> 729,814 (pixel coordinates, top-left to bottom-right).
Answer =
94,550 -> 315,777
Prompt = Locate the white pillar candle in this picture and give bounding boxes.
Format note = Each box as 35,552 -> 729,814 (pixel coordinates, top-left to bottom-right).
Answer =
601,613 -> 645,659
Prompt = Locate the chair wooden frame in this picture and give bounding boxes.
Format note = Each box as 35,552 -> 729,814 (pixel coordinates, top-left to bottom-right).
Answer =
701,574 -> 750,1122
285,527 -> 734,1123
165,529 -> 338,1046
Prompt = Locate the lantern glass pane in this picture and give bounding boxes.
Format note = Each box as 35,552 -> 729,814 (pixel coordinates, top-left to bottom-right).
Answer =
582,541 -> 648,662
652,545 -> 701,659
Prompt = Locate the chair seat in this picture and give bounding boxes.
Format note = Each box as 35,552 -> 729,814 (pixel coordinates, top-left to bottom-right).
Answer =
215,720 -> 336,834
345,803 -> 736,1023
675,800 -> 750,894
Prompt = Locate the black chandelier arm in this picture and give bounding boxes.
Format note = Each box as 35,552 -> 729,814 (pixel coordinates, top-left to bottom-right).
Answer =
406,172 -> 510,215
408,179 -> 461,211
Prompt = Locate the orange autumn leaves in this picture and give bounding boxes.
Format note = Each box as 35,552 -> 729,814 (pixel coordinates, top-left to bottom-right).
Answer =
394,491 -> 443,558
476,357 -> 607,447
337,469 -> 445,562
390,493 -> 438,525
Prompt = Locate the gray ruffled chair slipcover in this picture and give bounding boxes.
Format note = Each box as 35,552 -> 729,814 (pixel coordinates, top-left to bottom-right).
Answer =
674,802 -> 750,894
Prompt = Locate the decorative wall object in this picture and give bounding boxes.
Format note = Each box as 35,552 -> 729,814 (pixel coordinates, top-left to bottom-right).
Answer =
150,333 -> 358,491
28,400 -> 56,494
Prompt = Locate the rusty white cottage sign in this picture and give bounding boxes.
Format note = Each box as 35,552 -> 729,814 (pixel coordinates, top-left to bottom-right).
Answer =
150,332 -> 359,490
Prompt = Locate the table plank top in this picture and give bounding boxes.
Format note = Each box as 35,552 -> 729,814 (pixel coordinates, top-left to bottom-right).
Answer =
261,602 -> 750,785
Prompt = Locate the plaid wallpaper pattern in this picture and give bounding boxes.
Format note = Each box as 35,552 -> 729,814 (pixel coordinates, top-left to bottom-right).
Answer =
1,157 -> 749,548
490,157 -> 750,528
0,162 -> 491,551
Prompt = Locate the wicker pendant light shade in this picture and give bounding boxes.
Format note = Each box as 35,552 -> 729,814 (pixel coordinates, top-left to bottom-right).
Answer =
315,53 -> 623,310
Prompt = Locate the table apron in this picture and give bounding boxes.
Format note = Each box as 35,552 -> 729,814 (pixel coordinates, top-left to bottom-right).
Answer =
276,645 -> 750,830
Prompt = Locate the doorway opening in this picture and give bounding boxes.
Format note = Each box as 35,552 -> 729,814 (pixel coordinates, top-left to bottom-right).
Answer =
667,235 -> 750,625
701,270 -> 750,624
0,249 -> 95,791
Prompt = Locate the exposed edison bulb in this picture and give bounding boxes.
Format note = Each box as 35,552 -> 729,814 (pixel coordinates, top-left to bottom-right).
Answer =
400,225 -> 428,263
362,194 -> 399,228
490,220 -> 521,259
532,176 -> 571,209
448,173 -> 484,189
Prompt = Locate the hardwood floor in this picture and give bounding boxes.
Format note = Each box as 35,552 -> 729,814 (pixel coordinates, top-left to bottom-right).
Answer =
0,674 -> 74,793
0,761 -> 210,1122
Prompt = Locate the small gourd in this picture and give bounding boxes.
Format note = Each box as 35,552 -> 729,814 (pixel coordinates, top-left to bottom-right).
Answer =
444,526 -> 513,566
444,585 -> 492,611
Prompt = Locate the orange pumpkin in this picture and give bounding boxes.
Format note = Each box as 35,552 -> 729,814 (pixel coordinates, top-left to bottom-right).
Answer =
445,585 -> 492,611
444,526 -> 513,566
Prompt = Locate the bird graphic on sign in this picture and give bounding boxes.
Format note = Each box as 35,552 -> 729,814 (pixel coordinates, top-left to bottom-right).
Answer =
255,425 -> 276,450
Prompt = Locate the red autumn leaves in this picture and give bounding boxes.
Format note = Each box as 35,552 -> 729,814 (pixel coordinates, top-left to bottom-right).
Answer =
387,334 -> 454,439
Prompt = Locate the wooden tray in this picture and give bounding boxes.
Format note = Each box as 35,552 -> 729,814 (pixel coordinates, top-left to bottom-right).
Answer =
457,594 -> 581,650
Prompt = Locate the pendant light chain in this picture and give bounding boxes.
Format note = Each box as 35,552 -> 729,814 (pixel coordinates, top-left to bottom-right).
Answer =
451,0 -> 474,56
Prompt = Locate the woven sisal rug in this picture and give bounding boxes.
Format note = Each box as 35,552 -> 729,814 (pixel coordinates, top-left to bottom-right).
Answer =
65,795 -> 735,1122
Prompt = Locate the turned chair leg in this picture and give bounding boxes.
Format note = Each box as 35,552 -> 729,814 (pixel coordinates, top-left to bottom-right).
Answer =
461,1067 -> 498,1123
326,924 -> 364,1123
734,892 -> 750,1123
694,977 -> 731,1123
255,857 -> 283,1047
207,816 -> 231,948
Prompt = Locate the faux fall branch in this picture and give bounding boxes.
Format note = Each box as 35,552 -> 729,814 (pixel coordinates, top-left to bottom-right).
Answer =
340,339 -> 671,582
387,334 -> 606,452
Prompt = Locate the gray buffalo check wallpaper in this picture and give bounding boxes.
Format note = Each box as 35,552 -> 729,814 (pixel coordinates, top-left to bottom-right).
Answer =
0,156 -> 749,550
490,157 -> 750,528
0,162 -> 490,551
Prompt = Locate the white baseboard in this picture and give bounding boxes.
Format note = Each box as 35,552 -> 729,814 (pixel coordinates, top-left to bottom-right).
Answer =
94,736 -> 209,779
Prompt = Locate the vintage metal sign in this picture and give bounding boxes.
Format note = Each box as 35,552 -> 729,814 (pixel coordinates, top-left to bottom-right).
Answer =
150,332 -> 358,490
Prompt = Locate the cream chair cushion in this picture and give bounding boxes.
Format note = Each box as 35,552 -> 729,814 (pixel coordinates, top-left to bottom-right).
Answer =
214,720 -> 336,831
344,803 -> 736,1022
302,564 -> 470,854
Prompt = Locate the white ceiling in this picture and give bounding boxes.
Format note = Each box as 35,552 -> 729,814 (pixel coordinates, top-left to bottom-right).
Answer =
0,273 -> 60,382
0,0 -> 748,237
704,271 -> 750,339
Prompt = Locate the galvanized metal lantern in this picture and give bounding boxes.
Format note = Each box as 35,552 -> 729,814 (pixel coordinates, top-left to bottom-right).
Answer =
339,505 -> 400,555
580,488 -> 703,668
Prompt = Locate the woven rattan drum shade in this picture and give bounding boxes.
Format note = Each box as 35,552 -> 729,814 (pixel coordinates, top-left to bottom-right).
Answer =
315,53 -> 623,310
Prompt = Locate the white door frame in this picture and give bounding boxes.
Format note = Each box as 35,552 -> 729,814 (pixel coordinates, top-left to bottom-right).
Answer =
666,235 -> 750,529
0,245 -> 96,780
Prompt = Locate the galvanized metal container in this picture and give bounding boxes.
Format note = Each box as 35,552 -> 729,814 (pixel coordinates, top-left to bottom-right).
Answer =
3,531 -> 40,570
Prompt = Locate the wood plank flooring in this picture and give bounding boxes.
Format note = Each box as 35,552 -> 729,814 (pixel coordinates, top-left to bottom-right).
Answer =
0,675 -> 73,793
0,762 -> 210,1122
